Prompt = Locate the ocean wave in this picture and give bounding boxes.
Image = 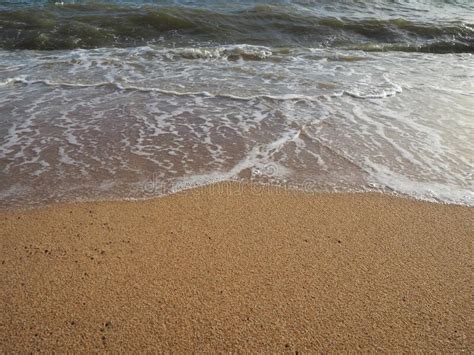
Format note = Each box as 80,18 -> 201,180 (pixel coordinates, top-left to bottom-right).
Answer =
345,41 -> 474,54
2,73 -> 403,101
0,3 -> 472,52
165,45 -> 273,61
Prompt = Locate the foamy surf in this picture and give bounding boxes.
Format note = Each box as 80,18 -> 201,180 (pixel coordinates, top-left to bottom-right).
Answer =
0,0 -> 473,209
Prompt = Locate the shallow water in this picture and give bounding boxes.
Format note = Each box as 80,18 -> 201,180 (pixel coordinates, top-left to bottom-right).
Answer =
0,1 -> 473,208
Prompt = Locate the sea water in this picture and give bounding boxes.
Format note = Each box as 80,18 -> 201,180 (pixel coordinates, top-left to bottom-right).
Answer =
0,0 -> 473,207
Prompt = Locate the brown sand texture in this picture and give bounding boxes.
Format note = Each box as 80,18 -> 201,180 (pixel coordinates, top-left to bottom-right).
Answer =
1,182 -> 473,352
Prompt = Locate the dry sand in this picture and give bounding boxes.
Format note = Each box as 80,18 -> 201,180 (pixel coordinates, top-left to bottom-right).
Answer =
1,182 -> 472,352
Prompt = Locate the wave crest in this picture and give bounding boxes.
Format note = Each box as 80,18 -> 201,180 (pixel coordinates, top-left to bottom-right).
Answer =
0,3 -> 472,53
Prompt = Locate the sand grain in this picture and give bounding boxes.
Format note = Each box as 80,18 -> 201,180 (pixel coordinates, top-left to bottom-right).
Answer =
1,183 -> 472,352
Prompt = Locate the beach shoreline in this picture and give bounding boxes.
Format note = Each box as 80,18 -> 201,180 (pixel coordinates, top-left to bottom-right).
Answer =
1,182 -> 472,352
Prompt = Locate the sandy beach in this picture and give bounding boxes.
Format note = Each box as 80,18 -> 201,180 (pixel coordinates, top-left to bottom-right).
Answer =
1,182 -> 472,352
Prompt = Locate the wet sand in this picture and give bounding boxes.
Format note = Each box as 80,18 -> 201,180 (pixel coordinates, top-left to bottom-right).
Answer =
1,182 -> 472,352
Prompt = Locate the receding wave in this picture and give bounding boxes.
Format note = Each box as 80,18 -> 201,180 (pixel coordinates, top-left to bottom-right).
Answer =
1,73 -> 403,101
0,3 -> 472,52
345,41 -> 474,53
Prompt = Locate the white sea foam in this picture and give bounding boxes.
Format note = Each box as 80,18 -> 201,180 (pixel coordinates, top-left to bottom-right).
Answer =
0,46 -> 472,208
166,45 -> 273,61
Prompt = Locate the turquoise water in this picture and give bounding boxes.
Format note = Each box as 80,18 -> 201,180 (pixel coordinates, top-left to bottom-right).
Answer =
0,1 -> 473,207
